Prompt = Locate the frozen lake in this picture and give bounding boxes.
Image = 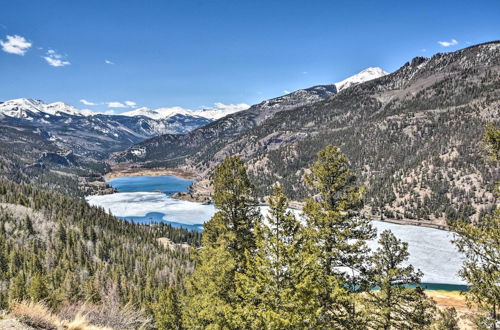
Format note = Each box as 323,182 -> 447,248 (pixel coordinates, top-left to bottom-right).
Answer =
86,175 -> 465,286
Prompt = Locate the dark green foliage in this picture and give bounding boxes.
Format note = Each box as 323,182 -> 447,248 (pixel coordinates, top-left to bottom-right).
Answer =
303,145 -> 375,328
234,185 -> 321,328
182,156 -> 261,328
0,179 -> 199,323
154,287 -> 183,330
433,307 -> 460,330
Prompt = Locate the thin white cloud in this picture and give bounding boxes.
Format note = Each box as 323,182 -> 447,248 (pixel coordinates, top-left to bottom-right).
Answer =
105,59 -> 114,65
80,99 -> 96,106
438,39 -> 458,47
302,71 -> 308,74
0,35 -> 32,55
283,90 -> 291,94
420,48 -> 427,52
212,102 -> 250,111
44,49 -> 70,67
106,101 -> 137,108
106,102 -> 128,108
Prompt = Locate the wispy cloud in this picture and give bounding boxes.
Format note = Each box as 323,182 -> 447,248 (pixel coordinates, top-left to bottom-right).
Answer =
80,99 -> 96,106
44,49 -> 70,67
438,39 -> 458,47
105,59 -> 114,65
106,101 -> 137,108
212,102 -> 249,111
106,102 -> 127,108
0,35 -> 32,55
283,90 -> 291,94
420,48 -> 427,52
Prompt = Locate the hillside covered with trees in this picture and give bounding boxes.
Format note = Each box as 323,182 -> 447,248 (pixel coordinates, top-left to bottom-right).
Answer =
114,42 -> 500,227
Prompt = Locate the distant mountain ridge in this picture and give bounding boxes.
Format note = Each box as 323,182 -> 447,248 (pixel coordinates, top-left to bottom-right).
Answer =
112,67 -> 388,163
0,99 -> 224,158
121,103 -> 249,120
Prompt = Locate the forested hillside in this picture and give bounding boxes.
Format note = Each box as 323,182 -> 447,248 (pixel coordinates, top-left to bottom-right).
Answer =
0,122 -> 111,197
115,42 -> 500,226
0,179 -> 201,327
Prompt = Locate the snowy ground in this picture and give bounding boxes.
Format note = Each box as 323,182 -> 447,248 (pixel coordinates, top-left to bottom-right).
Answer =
86,192 -> 215,225
86,192 -> 464,285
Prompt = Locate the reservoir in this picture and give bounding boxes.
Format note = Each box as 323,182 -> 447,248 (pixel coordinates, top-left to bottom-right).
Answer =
86,175 -> 466,288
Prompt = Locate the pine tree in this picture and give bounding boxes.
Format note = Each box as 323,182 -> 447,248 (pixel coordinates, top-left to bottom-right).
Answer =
8,273 -> 26,302
449,124 -> 500,329
367,230 -> 436,329
154,287 -> 182,330
432,307 -> 460,330
303,145 -> 375,328
182,156 -> 261,328
211,156 -> 261,264
28,272 -> 48,302
234,185 -> 322,329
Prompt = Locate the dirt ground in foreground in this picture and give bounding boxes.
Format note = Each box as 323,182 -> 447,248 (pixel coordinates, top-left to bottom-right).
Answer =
427,290 -> 476,329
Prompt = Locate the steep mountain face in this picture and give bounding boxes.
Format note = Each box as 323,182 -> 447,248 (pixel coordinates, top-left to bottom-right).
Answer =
115,42 -> 500,226
112,66 -> 388,165
0,99 -> 213,158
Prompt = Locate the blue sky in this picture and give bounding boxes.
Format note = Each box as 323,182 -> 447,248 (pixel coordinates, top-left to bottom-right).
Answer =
1,0 -> 499,113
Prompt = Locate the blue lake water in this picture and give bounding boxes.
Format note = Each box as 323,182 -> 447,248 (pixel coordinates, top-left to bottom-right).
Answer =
87,175 -> 467,290
96,175 -> 212,231
108,175 -> 194,194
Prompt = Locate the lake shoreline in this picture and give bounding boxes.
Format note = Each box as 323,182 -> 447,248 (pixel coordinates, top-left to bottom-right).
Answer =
104,164 -> 199,181
101,166 -> 452,232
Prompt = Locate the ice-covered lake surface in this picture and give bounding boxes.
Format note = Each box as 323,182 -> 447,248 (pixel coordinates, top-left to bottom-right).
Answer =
86,175 -> 465,286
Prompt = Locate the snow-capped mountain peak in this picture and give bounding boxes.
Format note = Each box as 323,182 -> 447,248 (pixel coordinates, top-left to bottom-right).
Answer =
334,67 -> 388,92
0,98 -> 91,118
121,104 -> 249,120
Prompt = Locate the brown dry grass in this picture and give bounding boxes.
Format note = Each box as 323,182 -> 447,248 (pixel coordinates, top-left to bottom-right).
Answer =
10,301 -> 59,330
8,301 -> 122,330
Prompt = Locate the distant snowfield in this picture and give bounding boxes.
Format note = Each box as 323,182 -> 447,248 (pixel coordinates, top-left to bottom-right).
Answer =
86,192 -> 464,285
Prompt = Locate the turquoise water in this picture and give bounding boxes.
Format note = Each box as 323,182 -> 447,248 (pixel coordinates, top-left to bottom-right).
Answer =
108,175 -> 194,194
414,283 -> 468,291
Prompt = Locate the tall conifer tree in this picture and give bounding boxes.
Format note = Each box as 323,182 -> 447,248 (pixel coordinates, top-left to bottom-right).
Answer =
235,185 -> 321,329
182,156 -> 261,328
303,145 -> 375,328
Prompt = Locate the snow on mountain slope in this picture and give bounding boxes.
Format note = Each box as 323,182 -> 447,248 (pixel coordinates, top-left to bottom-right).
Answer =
334,67 -> 388,92
121,103 -> 249,120
0,98 -> 90,118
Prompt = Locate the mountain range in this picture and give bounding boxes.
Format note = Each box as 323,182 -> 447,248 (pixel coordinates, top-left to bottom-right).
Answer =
0,66 -> 387,160
113,41 -> 500,227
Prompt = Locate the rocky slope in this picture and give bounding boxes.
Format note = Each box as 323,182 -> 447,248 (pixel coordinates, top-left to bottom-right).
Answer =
114,42 -> 500,226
